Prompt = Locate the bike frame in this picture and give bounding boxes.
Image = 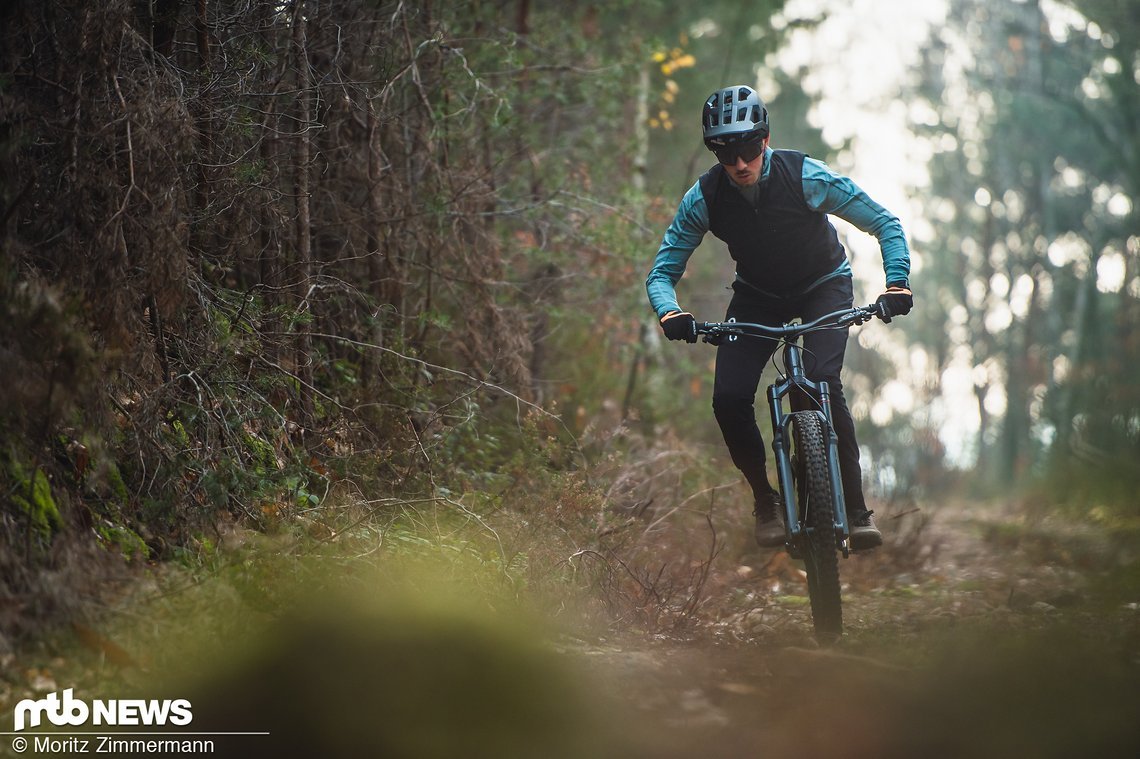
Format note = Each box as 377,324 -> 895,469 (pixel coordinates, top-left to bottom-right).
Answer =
698,305 -> 880,557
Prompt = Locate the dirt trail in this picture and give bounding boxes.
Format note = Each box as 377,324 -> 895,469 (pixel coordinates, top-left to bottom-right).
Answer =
568,501 -> 1140,758
3,500 -> 1136,759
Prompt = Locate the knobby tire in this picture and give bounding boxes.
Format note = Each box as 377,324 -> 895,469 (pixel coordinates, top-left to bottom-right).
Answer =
791,411 -> 843,640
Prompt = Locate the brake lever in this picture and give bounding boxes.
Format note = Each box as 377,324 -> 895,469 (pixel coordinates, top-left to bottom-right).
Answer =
701,325 -> 742,346
838,310 -> 870,328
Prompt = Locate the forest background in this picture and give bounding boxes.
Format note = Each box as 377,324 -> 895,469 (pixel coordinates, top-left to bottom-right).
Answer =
0,0 -> 1138,707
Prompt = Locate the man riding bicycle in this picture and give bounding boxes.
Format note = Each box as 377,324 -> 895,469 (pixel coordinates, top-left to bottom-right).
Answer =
645,84 -> 913,551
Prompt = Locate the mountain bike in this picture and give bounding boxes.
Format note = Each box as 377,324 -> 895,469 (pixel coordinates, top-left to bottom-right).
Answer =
695,303 -> 885,640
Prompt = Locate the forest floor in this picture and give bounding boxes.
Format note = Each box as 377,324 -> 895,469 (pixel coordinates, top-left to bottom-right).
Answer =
565,498 -> 1140,758
2,497 -> 1139,758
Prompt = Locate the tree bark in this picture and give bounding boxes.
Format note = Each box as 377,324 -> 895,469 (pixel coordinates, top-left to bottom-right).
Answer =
292,2 -> 315,430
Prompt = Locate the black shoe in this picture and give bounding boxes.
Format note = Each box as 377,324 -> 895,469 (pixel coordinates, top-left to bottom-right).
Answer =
849,509 -> 882,551
753,492 -> 785,548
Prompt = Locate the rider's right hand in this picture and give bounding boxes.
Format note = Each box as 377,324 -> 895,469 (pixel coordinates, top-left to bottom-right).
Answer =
660,311 -> 697,343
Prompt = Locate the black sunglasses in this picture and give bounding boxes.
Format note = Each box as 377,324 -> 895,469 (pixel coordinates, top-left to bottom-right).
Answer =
713,141 -> 764,166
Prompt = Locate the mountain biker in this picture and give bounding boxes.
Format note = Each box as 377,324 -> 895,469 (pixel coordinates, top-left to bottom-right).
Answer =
645,84 -> 912,551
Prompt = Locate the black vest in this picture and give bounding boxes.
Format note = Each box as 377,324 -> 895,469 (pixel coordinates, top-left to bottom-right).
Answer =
699,150 -> 846,297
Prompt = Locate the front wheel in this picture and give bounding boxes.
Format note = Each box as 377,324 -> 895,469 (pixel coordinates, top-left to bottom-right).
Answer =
790,411 -> 842,640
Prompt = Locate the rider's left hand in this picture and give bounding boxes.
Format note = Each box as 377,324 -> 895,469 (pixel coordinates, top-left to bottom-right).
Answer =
875,284 -> 912,323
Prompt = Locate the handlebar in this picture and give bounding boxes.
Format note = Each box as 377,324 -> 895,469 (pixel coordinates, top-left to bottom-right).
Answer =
695,303 -> 885,343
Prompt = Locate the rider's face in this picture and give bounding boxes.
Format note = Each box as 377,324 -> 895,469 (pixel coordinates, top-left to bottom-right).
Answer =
724,138 -> 767,187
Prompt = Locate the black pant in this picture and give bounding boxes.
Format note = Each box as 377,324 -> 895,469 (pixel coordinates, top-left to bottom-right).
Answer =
711,276 -> 868,516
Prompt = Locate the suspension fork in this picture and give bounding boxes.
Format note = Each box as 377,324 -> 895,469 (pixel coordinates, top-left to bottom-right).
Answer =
766,341 -> 850,548
818,379 -> 850,552
767,384 -> 798,540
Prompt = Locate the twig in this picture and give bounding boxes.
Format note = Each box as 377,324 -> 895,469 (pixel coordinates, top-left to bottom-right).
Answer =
680,512 -> 723,621
438,493 -> 507,568
309,496 -> 449,545
644,480 -> 737,534
279,330 -> 579,443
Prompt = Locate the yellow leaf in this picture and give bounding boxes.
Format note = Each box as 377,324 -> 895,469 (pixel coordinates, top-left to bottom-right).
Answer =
652,51 -> 666,62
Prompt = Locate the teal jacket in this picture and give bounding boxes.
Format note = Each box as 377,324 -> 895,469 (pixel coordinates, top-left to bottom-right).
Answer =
645,147 -> 911,318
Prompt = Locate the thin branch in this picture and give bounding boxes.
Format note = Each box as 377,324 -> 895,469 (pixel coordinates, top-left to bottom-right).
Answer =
276,330 -> 571,429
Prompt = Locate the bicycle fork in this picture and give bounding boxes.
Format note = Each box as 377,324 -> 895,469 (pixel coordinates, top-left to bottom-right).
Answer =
766,350 -> 851,557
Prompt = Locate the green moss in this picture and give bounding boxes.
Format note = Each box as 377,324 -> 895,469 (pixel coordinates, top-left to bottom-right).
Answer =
7,453 -> 63,537
776,595 -> 810,606
242,430 -> 278,473
170,418 -> 190,448
104,460 -> 130,504
95,523 -> 149,561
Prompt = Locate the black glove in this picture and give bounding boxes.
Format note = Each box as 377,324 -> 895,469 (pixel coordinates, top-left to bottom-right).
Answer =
875,284 -> 913,323
660,311 -> 697,343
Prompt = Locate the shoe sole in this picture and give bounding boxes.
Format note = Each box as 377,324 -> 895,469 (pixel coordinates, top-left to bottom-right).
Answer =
754,525 -> 785,548
849,532 -> 882,551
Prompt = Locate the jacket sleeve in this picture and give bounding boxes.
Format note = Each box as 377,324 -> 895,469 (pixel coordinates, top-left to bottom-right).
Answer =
645,181 -> 710,318
801,157 -> 911,287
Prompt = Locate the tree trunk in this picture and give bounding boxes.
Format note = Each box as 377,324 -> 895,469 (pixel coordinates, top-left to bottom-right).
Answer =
292,2 -> 315,431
